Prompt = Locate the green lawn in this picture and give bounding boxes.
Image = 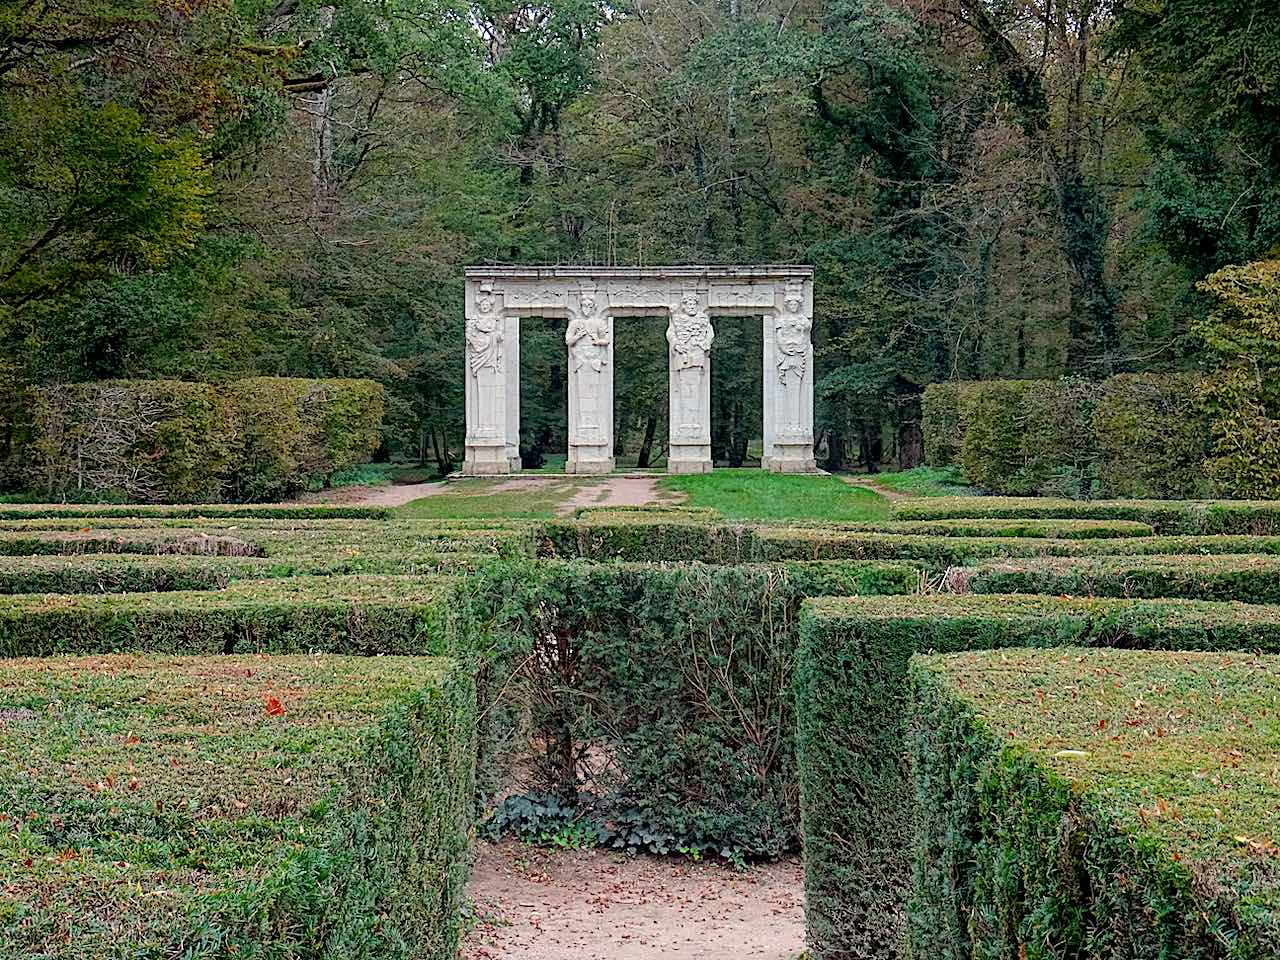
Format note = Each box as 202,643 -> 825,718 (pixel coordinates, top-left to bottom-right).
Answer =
659,469 -> 891,521
395,476 -> 590,519
870,465 -> 975,497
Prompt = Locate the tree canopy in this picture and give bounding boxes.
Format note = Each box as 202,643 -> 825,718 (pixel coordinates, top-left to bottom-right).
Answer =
2,0 -> 1277,471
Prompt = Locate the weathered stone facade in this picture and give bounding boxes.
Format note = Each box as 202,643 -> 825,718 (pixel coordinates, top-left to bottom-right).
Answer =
463,265 -> 815,475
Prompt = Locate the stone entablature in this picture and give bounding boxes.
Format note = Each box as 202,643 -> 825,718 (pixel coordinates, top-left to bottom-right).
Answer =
463,265 -> 816,475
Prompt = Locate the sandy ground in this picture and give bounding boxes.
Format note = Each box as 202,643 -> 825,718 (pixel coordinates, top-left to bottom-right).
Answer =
555,475 -> 679,516
839,474 -> 909,501
461,840 -> 805,960
309,474 -> 679,513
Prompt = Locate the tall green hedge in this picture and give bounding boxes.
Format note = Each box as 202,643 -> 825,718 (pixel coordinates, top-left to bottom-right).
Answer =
15,377 -> 384,503
909,648 -> 1278,959
0,653 -> 476,960
921,375 -> 1212,498
461,558 -> 920,859
795,594 -> 1280,960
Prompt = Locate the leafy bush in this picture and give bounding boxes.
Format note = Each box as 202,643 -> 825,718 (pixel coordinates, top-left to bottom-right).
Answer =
0,574 -> 455,657
0,653 -> 475,959
224,377 -> 385,501
27,380 -> 234,503
909,648 -> 1278,958
1197,259 -> 1280,498
1093,372 -> 1211,498
795,593 -> 1280,959
922,375 -> 1212,498
892,495 -> 1280,534
10,378 -> 384,504
0,503 -> 392,519
463,559 -> 920,860
955,554 -> 1280,604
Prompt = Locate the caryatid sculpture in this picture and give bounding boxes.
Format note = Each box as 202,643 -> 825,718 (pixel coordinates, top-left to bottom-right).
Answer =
667,291 -> 715,473
565,287 -> 614,473
775,290 -> 812,433
465,282 -> 503,438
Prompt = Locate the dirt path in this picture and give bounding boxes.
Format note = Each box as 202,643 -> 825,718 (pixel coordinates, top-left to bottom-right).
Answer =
840,475 -> 910,502
555,475 -> 681,516
461,840 -> 805,960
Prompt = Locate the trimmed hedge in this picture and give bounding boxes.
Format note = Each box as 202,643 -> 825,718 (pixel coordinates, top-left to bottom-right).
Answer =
921,375 -> 1211,498
795,594 -> 1280,960
15,378 -> 384,504
0,553 -> 488,594
909,648 -> 1278,958
954,554 -> 1280,604
0,575 -> 455,657
0,503 -> 392,520
462,558 -> 921,859
0,528 -> 265,557
893,495 -> 1280,534
0,653 -> 475,959
849,518 -> 1155,539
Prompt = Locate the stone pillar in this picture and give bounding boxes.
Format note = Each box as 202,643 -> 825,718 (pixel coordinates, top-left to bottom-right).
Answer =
763,280 -> 816,472
667,291 -> 714,474
463,280 -> 513,475
504,315 -> 522,471
565,286 -> 615,474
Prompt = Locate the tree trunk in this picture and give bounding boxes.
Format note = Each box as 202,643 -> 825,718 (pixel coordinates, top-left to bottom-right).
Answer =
636,414 -> 657,469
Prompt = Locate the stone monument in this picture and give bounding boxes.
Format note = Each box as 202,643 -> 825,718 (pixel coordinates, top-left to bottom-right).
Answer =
463,265 -> 815,475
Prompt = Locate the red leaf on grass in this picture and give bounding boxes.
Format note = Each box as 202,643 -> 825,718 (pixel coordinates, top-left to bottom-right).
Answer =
265,696 -> 286,717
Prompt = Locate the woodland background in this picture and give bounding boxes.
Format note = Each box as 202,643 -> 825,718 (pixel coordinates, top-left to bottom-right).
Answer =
2,0 -> 1277,474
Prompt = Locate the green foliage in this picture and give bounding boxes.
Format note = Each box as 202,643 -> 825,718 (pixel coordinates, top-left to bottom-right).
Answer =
1196,259 -> 1280,497
956,554 -> 1280,605
0,653 -> 476,959
909,648 -> 1279,958
462,558 -> 919,860
923,375 -> 1214,498
0,574 -> 454,658
225,377 -> 385,502
892,495 -> 1280,535
795,593 -> 1280,959
1093,372 -> 1212,498
14,377 -> 384,503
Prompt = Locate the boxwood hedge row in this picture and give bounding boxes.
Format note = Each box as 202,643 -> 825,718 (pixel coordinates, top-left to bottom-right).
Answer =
909,648 -> 1278,959
954,554 -> 1280,604
461,558 -> 921,860
795,594 -> 1280,960
0,653 -> 475,960
892,496 -> 1280,535
0,575 -> 455,657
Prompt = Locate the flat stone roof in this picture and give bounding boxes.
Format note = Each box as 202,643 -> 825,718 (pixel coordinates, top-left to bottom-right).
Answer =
464,264 -> 813,279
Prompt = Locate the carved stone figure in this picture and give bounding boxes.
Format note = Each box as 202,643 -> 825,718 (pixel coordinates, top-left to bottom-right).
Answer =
775,293 -> 811,433
466,289 -> 503,436
565,292 -> 611,436
667,293 -> 714,437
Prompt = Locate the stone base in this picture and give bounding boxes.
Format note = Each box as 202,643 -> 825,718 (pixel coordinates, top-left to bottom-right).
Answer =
668,443 -> 712,474
464,441 -> 512,476
764,443 -> 818,474
566,456 -> 615,475
507,454 -> 523,472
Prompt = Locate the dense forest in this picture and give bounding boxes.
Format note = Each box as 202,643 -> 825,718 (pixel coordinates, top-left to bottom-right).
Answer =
2,0 -> 1277,472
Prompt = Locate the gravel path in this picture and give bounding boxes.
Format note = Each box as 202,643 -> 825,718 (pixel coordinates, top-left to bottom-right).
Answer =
462,840 -> 805,960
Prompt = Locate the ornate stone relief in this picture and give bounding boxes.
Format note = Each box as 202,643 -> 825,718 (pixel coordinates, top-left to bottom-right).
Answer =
463,266 -> 814,475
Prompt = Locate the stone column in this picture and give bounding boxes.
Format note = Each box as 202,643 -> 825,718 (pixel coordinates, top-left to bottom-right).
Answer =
504,315 -> 522,471
565,286 -> 615,474
463,280 -> 513,475
667,291 -> 714,474
763,280 -> 816,472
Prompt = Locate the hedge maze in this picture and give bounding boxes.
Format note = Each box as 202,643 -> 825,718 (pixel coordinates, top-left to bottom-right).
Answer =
1,497 -> 1278,958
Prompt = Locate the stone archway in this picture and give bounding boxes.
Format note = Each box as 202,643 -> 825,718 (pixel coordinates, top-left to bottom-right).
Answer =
463,266 -> 816,475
